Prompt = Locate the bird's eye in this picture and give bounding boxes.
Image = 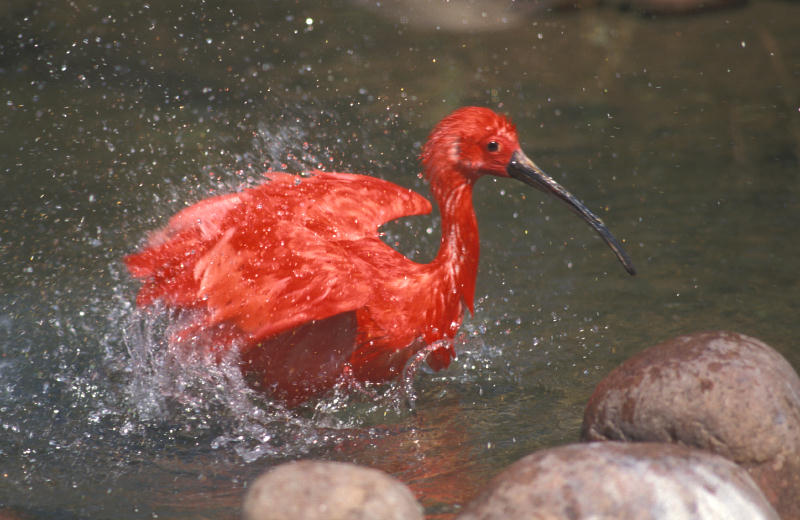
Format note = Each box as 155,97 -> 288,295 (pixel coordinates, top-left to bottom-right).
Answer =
487,141 -> 499,152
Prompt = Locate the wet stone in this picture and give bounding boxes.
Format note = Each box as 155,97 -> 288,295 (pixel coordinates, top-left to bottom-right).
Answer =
242,460 -> 423,520
581,331 -> 800,519
458,442 -> 778,520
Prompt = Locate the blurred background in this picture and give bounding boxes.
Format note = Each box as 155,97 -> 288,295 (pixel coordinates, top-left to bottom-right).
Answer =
1,0 -> 798,518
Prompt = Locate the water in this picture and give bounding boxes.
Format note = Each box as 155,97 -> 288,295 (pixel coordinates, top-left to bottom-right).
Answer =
2,0 -> 799,517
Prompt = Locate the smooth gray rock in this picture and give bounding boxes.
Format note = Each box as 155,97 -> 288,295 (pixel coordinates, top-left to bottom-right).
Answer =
581,331 -> 800,518
458,442 -> 778,520
242,460 -> 423,520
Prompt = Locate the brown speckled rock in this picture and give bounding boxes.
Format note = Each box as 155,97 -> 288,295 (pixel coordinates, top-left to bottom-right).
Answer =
242,460 -> 423,520
458,442 -> 778,520
581,331 -> 800,519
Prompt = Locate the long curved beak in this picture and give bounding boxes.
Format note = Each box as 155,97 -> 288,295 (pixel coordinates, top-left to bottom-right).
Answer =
507,149 -> 636,275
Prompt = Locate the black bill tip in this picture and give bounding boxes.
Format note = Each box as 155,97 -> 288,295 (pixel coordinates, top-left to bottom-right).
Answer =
507,149 -> 636,276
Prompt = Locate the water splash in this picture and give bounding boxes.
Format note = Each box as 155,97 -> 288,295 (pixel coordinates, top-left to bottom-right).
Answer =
117,302 -> 425,462
102,110 -> 443,464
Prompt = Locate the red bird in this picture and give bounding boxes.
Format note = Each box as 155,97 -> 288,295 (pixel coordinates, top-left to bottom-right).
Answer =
125,107 -> 635,405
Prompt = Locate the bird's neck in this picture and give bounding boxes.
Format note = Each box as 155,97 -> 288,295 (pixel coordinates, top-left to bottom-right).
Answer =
430,168 -> 479,315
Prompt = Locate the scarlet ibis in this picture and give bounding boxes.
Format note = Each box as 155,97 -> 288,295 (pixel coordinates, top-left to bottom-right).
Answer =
125,107 -> 635,405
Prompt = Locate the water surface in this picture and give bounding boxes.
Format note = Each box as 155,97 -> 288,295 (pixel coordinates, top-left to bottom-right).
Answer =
2,0 -> 799,517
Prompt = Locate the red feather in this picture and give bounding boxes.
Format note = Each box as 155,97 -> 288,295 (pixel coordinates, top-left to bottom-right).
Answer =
125,171 -> 457,403
125,107 -> 634,404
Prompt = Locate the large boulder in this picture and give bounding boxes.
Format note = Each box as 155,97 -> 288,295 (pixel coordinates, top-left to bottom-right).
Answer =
458,442 -> 777,519
581,331 -> 800,518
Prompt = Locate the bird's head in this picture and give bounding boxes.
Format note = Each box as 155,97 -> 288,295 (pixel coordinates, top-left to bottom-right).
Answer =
421,106 -> 636,275
421,106 -> 520,179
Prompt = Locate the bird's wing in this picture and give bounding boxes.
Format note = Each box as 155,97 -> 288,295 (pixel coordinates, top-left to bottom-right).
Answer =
249,171 -> 432,239
124,191 -> 245,308
126,171 -> 432,344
